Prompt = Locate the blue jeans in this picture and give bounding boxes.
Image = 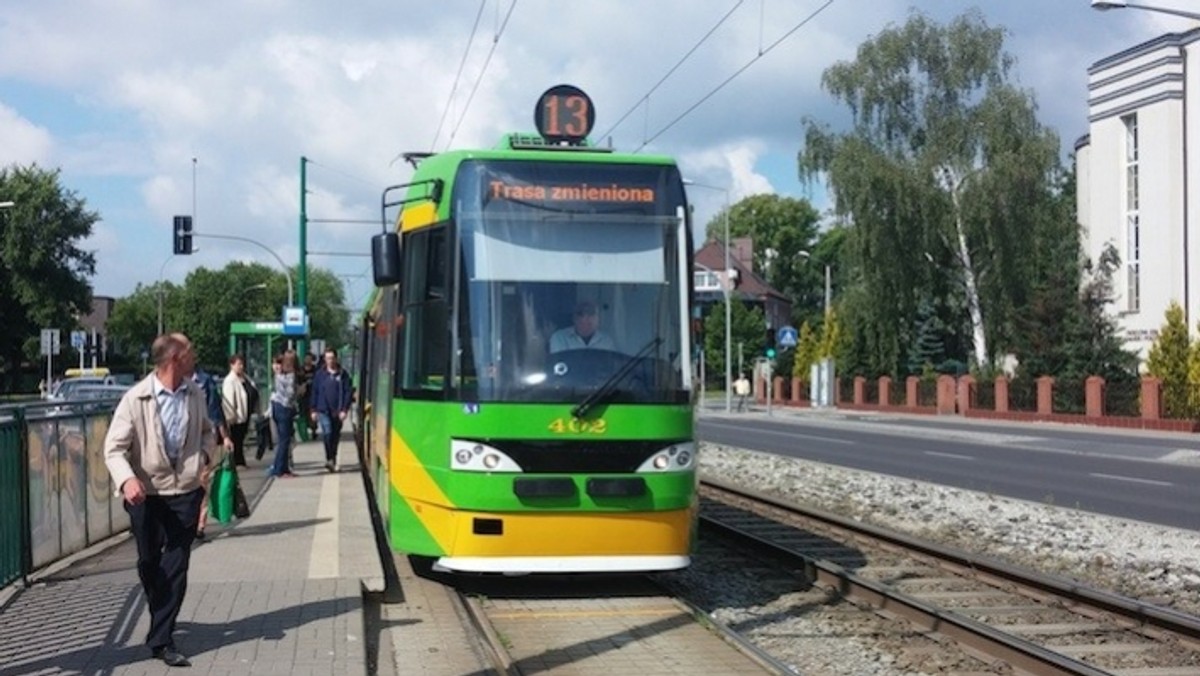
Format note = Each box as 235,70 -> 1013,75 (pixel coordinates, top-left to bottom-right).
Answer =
269,402 -> 295,476
316,412 -> 343,463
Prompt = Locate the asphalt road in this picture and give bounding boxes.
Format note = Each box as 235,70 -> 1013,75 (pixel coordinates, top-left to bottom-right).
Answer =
696,409 -> 1200,531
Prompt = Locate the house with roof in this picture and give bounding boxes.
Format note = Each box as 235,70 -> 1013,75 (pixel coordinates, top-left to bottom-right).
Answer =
692,236 -> 792,347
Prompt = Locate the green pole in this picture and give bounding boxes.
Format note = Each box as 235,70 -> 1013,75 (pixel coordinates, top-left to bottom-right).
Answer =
298,156 -> 309,358
297,156 -> 311,441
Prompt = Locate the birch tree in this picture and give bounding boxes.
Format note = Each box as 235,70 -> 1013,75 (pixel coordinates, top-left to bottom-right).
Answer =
799,10 -> 1064,372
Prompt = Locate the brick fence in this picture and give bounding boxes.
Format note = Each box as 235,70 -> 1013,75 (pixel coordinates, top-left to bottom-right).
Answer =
756,374 -> 1199,432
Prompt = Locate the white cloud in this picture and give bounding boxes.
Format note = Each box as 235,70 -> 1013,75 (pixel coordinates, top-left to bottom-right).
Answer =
0,0 -> 1186,297
0,103 -> 53,166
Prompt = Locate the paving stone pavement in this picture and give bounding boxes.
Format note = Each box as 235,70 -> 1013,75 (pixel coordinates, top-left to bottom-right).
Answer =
0,435 -> 383,675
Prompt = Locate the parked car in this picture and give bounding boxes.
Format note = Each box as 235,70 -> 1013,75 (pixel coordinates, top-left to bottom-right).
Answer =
48,384 -> 130,415
47,377 -> 111,400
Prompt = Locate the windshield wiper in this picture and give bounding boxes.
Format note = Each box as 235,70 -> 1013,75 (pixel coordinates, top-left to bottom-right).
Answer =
571,337 -> 662,419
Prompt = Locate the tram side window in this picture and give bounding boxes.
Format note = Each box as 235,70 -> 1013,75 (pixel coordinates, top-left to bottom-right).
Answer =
399,225 -> 449,398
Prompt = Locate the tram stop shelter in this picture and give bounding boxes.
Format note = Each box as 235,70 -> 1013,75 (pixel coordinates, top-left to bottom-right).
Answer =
228,320 -> 311,440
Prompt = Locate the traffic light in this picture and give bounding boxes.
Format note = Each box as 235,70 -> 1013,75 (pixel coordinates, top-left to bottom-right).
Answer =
764,326 -> 776,359
173,215 -> 193,255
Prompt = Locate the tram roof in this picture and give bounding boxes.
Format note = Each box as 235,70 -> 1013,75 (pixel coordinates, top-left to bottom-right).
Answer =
407,133 -> 678,175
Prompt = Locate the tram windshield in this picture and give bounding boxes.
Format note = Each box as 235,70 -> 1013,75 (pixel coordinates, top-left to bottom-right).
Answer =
450,159 -> 689,405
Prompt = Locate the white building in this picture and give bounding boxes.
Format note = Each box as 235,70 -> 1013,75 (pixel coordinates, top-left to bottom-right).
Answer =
1077,27 -> 1200,361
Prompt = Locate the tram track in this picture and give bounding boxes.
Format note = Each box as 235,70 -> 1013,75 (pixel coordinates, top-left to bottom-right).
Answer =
700,478 -> 1200,675
446,570 -> 790,675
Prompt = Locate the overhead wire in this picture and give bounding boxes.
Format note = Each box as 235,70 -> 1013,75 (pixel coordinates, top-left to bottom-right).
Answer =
443,0 -> 519,151
597,1 -> 745,145
634,0 -> 837,152
306,158 -> 378,190
428,0 -> 488,153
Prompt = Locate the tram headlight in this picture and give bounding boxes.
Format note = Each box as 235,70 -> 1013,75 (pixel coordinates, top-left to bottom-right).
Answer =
450,439 -> 523,472
636,442 -> 697,472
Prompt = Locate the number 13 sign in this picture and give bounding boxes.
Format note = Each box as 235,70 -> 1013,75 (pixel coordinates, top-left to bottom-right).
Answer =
535,84 -> 595,145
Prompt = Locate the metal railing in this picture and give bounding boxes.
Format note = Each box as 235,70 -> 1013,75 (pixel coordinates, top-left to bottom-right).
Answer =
1105,379 -> 1142,417
1053,377 -> 1086,415
0,399 -> 127,588
917,379 -> 937,407
1008,378 -> 1038,412
971,380 -> 996,411
0,408 -> 29,587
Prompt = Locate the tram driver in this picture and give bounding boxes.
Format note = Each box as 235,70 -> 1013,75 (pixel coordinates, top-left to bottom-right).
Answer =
549,300 -> 617,353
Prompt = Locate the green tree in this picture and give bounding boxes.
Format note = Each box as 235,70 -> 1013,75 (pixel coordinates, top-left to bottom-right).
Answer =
1147,301 -> 1192,419
104,283 -> 167,367
0,165 -> 98,390
906,298 -> 946,375
1189,325 -> 1200,416
799,10 -> 1066,374
703,300 -> 765,387
1065,245 -> 1138,385
107,261 -> 350,371
792,321 -> 819,380
792,224 -> 850,333
304,267 -> 353,350
705,194 -> 821,307
818,308 -> 842,360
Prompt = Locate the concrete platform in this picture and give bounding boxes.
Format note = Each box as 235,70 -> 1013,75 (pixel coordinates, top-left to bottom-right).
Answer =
0,435 -> 382,675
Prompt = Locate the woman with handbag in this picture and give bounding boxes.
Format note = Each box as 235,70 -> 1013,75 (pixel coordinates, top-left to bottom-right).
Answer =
221,353 -> 255,467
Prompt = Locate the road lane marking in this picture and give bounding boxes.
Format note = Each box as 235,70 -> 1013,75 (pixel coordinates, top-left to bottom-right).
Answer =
924,451 -> 974,461
308,473 -> 339,579
1160,449 -> 1200,465
789,431 -> 855,445
1088,473 -> 1171,487
703,421 -> 855,444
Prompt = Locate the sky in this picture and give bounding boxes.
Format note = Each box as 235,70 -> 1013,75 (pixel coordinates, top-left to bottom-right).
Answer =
0,0 -> 1195,312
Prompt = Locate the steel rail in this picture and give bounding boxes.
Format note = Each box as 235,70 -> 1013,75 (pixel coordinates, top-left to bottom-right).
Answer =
700,478 -> 1182,676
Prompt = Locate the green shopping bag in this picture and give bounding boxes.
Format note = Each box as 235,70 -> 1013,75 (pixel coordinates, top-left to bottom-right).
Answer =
207,457 -> 238,524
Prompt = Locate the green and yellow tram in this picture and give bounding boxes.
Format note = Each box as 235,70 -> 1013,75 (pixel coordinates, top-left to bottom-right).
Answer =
357,86 -> 696,573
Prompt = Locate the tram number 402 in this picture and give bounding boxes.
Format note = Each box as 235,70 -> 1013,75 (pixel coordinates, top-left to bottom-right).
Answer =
547,417 -> 607,434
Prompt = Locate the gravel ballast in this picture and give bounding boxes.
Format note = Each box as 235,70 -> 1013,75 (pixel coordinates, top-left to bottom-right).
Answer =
700,442 -> 1200,615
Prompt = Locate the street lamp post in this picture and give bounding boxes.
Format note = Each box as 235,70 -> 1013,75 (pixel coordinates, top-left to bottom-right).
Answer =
798,250 -> 835,408
1091,0 -> 1200,20
683,179 -> 733,414
798,251 -> 832,317
195,234 -> 294,306
157,254 -> 174,336
824,264 -> 831,315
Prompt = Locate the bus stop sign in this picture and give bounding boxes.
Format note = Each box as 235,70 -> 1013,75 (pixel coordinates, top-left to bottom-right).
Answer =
282,306 -> 308,336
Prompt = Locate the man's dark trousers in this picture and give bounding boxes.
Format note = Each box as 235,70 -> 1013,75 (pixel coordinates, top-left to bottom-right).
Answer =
125,489 -> 203,650
317,412 -> 342,463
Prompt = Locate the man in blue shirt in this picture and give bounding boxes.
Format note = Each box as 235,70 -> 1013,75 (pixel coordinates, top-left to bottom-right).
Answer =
309,348 -> 353,472
192,365 -> 232,539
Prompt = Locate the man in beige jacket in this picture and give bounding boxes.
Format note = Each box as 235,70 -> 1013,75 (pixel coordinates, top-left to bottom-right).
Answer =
104,333 -> 218,667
